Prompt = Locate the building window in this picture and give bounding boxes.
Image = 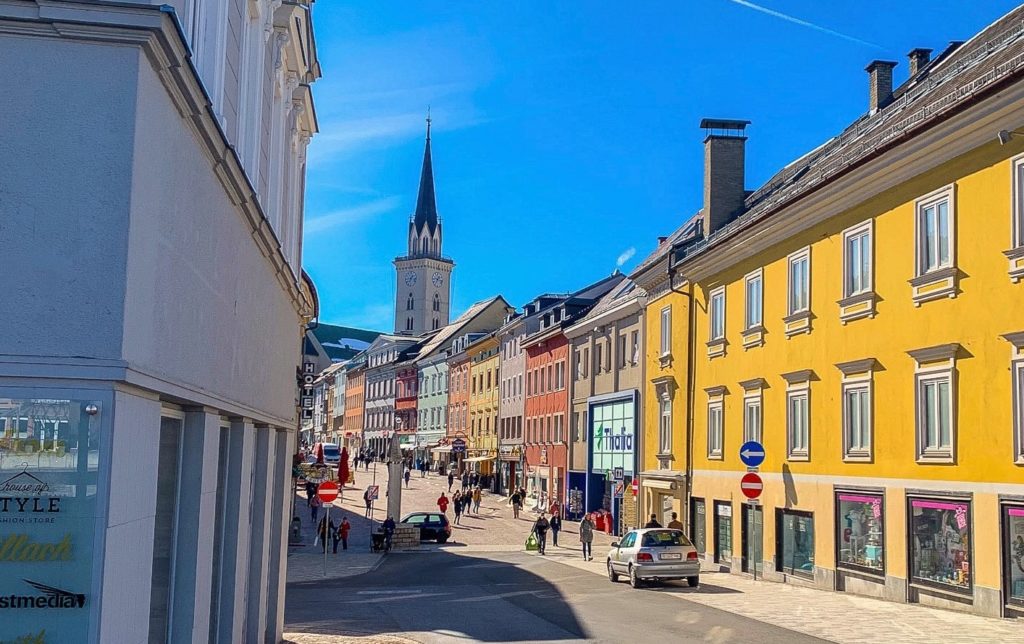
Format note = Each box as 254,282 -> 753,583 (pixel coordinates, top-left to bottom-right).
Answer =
658,396 -> 672,455
788,247 -> 810,315
744,269 -> 762,330
660,306 -> 671,357
1002,503 -> 1024,606
836,492 -> 885,575
582,348 -> 589,378
631,330 -> 640,365
618,334 -> 627,368
709,287 -> 726,340
776,509 -> 814,578
843,385 -> 872,459
743,395 -> 761,443
595,343 -> 603,374
909,497 -> 971,593
433,293 -> 440,312
916,373 -> 953,461
707,400 -> 724,459
407,294 -> 414,310
786,390 -> 809,461
916,191 -> 952,276
843,222 -> 873,297
574,349 -> 583,378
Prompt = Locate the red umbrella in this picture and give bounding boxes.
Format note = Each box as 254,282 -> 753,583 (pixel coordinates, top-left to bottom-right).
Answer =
315,442 -> 325,465
339,446 -> 350,486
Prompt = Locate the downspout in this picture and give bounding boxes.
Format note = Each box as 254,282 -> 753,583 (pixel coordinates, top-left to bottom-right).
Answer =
668,262 -> 696,530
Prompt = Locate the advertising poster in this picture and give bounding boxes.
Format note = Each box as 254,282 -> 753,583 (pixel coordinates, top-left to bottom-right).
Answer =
0,399 -> 102,643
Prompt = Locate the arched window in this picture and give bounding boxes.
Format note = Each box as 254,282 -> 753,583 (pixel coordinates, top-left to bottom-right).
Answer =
433,293 -> 440,312
421,238 -> 429,254
433,318 -> 439,330
407,294 -> 414,310
406,317 -> 413,331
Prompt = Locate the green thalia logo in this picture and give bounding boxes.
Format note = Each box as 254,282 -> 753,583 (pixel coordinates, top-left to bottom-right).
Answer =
0,580 -> 85,609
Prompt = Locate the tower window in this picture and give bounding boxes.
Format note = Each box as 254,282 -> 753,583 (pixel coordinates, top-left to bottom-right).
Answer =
407,294 -> 414,311
433,293 -> 440,312
433,318 -> 439,330
406,317 -> 413,331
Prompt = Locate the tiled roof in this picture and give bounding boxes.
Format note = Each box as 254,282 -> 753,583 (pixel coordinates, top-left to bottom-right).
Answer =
312,324 -> 383,362
578,277 -> 646,323
630,214 -> 702,277
680,6 -> 1024,261
416,296 -> 508,359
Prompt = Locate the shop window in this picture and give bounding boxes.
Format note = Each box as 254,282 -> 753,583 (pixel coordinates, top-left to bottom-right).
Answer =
836,492 -> 884,575
691,498 -> 707,554
714,501 -> 733,565
1003,504 -> 1024,607
776,509 -> 814,578
909,497 -> 971,593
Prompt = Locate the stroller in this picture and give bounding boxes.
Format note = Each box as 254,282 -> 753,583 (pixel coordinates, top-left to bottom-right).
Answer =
371,530 -> 392,553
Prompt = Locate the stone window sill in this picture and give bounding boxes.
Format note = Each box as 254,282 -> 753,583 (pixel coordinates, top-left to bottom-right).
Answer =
783,310 -> 812,337
909,266 -> 958,305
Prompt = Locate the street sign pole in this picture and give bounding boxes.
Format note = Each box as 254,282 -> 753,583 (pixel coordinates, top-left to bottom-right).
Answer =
323,500 -> 329,577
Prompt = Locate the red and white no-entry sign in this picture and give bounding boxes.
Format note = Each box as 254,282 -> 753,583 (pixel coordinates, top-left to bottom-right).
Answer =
317,481 -> 340,503
740,472 -> 763,500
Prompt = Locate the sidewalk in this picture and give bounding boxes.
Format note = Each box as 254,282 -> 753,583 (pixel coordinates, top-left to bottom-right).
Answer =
287,483 -> 383,583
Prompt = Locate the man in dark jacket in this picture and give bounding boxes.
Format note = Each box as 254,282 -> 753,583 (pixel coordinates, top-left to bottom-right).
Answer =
533,513 -> 551,555
644,514 -> 662,528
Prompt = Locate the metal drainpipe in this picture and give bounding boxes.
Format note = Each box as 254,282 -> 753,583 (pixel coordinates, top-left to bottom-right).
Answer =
668,264 -> 696,531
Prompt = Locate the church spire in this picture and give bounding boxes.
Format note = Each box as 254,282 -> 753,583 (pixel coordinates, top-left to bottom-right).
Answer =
412,112 -> 438,235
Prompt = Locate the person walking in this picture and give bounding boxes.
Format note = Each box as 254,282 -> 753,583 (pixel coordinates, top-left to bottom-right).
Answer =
532,513 -> 550,555
462,472 -> 470,490
511,489 -> 523,519
337,516 -> 351,552
550,513 -> 562,547
404,467 -> 411,488
452,491 -> 463,525
667,512 -> 684,530
644,513 -> 662,528
317,515 -> 333,554
382,516 -> 396,551
447,472 -> 454,492
363,488 -> 373,518
472,486 -> 482,514
579,513 -> 595,560
437,492 -> 449,516
310,493 -> 322,524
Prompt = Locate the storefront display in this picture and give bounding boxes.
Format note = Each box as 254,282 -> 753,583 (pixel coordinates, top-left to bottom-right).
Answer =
0,398 -> 103,642
1003,505 -> 1024,606
910,498 -> 971,592
777,509 -> 815,577
837,492 -> 884,574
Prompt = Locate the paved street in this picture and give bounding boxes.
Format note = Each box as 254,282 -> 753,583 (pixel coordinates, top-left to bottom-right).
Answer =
285,467 -> 1023,643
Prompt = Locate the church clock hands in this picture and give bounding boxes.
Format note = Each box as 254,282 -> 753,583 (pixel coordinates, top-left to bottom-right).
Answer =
404,272 -> 417,286
432,272 -> 443,287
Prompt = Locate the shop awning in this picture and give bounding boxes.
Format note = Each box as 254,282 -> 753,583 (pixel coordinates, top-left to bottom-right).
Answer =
462,456 -> 496,463
432,445 -> 453,453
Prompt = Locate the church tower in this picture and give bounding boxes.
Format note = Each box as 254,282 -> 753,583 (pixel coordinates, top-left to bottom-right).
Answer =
394,116 -> 455,335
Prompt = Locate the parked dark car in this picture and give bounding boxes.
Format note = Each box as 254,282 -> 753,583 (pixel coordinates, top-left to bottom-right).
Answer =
401,512 -> 452,543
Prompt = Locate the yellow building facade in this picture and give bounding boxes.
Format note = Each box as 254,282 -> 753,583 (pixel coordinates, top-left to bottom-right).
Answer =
668,24 -> 1024,620
467,333 -> 500,476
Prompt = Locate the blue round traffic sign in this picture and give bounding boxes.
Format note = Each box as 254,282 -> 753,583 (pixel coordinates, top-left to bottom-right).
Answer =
739,441 -> 765,468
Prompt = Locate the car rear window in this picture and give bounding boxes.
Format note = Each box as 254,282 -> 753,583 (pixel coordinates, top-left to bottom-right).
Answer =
324,446 -> 340,455
404,514 -> 426,525
429,514 -> 445,523
642,530 -> 692,547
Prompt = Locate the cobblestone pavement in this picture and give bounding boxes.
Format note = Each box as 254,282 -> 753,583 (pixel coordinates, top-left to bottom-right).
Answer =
288,465 -> 1023,643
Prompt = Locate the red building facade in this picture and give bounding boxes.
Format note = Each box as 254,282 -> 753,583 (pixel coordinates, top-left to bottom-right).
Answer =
523,329 -> 570,511
395,363 -> 418,445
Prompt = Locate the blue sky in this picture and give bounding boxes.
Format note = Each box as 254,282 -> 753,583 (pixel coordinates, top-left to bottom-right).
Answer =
303,1 -> 1019,331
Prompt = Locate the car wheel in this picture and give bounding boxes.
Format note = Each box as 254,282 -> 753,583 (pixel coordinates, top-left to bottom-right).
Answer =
687,575 -> 700,587
607,561 -> 619,583
628,565 -> 643,589
436,535 -> 448,544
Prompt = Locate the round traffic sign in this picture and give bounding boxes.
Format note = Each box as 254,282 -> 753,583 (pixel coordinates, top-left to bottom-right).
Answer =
739,440 -> 766,468
740,472 -> 763,499
317,480 -> 340,503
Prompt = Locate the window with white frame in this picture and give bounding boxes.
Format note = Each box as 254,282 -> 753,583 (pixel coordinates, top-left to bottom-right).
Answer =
915,189 -> 953,276
707,400 -> 724,459
843,222 -> 873,297
1014,359 -> 1024,462
916,372 -> 954,461
843,384 -> 872,459
660,307 -> 672,356
786,390 -> 809,460
743,395 -> 762,443
1015,156 -> 1024,249
745,270 -> 762,329
631,330 -> 640,365
659,396 -> 672,455
710,287 -> 726,340
595,343 -> 604,374
788,248 -> 810,315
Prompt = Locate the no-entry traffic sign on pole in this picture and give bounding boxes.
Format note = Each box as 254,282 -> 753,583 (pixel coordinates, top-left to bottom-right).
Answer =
740,472 -> 763,500
317,481 -> 340,503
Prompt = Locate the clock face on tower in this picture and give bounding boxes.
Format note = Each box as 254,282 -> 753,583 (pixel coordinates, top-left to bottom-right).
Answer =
404,271 -> 417,286
432,272 -> 444,287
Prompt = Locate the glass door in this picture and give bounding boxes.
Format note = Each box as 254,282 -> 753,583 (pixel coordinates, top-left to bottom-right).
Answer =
691,498 -> 706,555
743,503 -> 763,575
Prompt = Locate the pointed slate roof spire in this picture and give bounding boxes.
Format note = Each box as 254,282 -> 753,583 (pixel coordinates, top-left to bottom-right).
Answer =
413,112 -> 438,234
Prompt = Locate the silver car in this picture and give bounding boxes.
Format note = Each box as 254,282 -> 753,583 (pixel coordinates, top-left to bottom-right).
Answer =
606,528 -> 700,588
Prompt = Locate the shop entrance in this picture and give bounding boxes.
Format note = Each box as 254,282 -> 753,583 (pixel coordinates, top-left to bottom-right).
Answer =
742,503 -> 763,576
714,501 -> 733,568
1002,503 -> 1024,612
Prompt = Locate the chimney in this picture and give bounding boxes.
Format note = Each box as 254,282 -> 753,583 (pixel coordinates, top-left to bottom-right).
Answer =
657,236 -> 668,244
908,48 -> 932,77
866,60 -> 897,113
700,118 -> 750,235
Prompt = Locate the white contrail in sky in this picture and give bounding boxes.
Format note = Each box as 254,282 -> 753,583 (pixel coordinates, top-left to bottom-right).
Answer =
726,0 -> 884,50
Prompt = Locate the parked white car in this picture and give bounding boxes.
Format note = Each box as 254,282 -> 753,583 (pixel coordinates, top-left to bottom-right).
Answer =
606,528 -> 700,589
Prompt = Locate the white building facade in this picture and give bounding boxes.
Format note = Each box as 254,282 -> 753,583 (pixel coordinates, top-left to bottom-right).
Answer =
0,1 -> 319,643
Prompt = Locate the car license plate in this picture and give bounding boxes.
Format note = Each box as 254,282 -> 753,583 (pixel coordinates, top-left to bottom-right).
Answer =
660,553 -> 682,560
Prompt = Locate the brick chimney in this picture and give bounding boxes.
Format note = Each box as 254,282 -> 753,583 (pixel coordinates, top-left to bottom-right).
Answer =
866,60 -> 897,113
700,118 -> 750,236
908,48 -> 932,76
